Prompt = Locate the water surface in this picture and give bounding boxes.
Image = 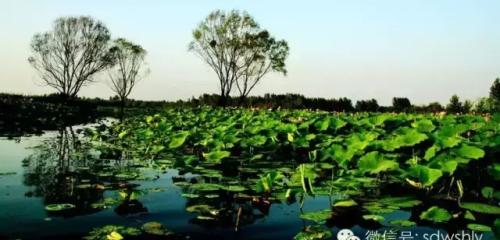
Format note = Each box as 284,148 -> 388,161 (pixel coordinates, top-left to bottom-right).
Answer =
0,123 -> 494,240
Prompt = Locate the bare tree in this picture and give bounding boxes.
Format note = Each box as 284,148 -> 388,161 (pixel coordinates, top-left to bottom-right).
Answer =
106,38 -> 149,120
188,10 -> 289,107
28,16 -> 115,98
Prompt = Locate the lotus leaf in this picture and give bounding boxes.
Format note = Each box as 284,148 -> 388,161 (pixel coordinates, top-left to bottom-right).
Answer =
389,219 -> 416,227
147,187 -> 165,193
181,193 -> 200,198
407,165 -> 443,187
378,196 -> 420,208
420,206 -> 452,223
333,199 -> 358,207
190,183 -> 223,191
203,151 -> 231,162
186,204 -> 215,213
84,225 -> 140,240
358,151 -> 398,174
363,215 -> 385,222
141,222 -> 175,236
45,203 -> 75,211
460,202 -> 500,214
222,185 -> 246,192
452,144 -> 485,159
174,182 -> 191,187
298,209 -> 332,223
467,224 -> 492,232
293,225 -> 332,240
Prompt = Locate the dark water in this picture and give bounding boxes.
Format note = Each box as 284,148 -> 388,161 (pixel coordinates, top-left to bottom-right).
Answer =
0,123 -> 495,240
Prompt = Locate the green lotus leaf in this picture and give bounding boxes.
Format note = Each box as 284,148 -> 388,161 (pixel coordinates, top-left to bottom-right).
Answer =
333,199 -> 358,207
169,131 -> 189,148
482,187 -> 494,199
314,119 -> 329,131
241,135 -> 267,147
464,210 -> 476,220
494,219 -> 500,239
293,225 -> 332,240
299,209 -> 332,223
141,222 -> 174,236
91,203 -> 107,209
378,196 -> 421,208
174,182 -> 191,187
363,215 -> 385,222
436,137 -> 461,149
147,188 -> 165,193
460,202 -> 500,214
115,173 -> 137,179
389,219 -> 416,227
203,151 -> 230,162
420,206 -> 452,223
395,130 -> 427,147
424,145 -> 438,161
367,114 -> 390,126
451,144 -> 485,159
358,151 -> 398,174
181,193 -> 200,198
330,118 -> 347,131
467,224 -> 492,232
366,207 -> 395,214
84,225 -> 140,240
408,165 -> 443,187
155,160 -> 172,164
45,203 -> 75,211
487,164 -> 500,180
412,119 -> 436,133
222,185 -> 246,192
190,183 -> 223,191
185,204 -> 214,213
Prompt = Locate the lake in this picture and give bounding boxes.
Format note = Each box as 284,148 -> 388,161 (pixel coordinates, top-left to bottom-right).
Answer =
0,121 -> 495,240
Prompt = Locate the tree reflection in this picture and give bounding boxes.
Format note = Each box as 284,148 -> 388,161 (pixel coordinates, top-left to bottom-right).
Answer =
21,127 -> 104,217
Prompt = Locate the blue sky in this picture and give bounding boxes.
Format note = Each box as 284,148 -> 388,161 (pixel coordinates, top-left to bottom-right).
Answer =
0,0 -> 499,105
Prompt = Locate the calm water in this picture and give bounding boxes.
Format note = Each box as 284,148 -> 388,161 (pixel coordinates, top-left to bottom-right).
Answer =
0,123 -> 495,240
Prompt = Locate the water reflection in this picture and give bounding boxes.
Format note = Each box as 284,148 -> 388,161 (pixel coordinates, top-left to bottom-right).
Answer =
20,127 -> 149,218
21,127 -> 105,217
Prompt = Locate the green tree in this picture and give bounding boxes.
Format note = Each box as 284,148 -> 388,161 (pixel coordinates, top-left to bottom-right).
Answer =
392,97 -> 411,112
446,94 -> 463,114
28,16 -> 115,98
475,97 -> 498,113
490,77 -> 500,109
106,38 -> 150,121
427,102 -> 444,113
188,10 -> 289,107
355,99 -> 379,112
462,99 -> 473,114
474,97 -> 487,114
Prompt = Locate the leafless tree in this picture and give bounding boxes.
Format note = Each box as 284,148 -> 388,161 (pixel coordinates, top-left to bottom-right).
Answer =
28,16 -> 115,98
106,38 -> 149,120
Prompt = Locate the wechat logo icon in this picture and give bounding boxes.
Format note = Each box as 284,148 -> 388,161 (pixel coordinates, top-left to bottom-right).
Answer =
337,229 -> 359,240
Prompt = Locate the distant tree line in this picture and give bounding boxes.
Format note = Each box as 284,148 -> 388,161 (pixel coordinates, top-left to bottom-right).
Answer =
2,77 -> 500,114
11,10 -> 500,116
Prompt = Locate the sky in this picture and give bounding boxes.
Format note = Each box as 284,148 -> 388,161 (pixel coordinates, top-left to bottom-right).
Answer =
0,1 -> 499,106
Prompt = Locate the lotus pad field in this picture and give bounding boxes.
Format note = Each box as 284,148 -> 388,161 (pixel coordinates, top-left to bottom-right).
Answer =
78,108 -> 500,238
3,108 -> 500,240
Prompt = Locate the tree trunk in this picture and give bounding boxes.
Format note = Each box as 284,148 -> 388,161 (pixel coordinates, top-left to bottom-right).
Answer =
218,91 -> 227,108
237,95 -> 246,107
120,98 -> 125,122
